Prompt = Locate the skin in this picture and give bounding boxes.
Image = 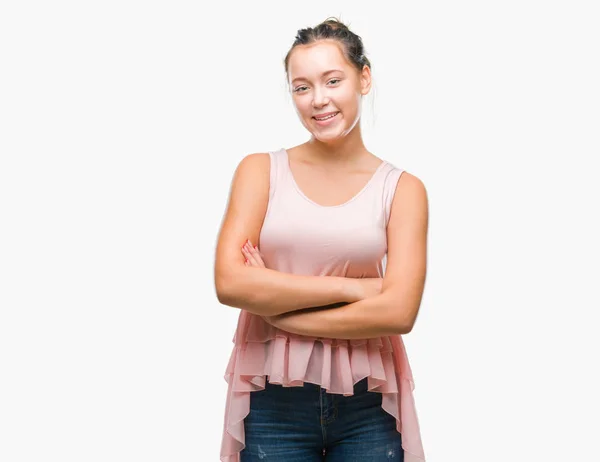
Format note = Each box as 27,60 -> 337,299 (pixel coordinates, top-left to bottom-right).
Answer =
237,40 -> 429,338
287,39 -> 371,162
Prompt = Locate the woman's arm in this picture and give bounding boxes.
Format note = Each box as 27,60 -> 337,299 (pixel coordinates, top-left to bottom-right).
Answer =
261,172 -> 429,338
263,293 -> 404,339
214,153 -> 368,316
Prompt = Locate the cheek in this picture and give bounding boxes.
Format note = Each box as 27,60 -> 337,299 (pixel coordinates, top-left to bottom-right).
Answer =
293,99 -> 310,115
301,102 -> 313,115
341,91 -> 359,108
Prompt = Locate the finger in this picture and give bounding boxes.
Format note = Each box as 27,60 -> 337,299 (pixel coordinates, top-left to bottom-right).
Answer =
242,245 -> 261,267
242,240 -> 266,268
243,241 -> 265,268
243,241 -> 255,257
248,245 -> 266,268
250,245 -> 266,268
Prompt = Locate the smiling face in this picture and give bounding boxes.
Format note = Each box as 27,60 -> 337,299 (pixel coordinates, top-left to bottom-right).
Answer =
287,40 -> 372,143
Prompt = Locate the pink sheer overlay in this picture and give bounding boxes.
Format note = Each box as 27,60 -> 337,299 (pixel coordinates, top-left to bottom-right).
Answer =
220,312 -> 425,462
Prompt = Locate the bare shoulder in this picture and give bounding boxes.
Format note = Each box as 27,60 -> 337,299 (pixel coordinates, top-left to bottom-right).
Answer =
224,150 -> 272,222
391,170 -> 428,211
228,152 -> 271,201
235,152 -> 271,176
238,152 -> 271,166
387,169 -> 428,234
396,170 -> 426,194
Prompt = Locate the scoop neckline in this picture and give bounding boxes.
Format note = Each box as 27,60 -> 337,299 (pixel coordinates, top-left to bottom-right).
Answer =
281,148 -> 388,209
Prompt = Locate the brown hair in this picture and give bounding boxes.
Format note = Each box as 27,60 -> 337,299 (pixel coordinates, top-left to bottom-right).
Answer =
283,17 -> 371,82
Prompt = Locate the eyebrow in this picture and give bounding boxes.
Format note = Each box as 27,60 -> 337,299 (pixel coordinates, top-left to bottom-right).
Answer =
291,69 -> 344,85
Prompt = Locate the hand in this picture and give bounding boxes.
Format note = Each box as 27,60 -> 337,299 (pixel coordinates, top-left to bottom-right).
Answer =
241,239 -> 265,268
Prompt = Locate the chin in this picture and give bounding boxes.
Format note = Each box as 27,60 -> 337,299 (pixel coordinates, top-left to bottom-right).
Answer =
306,119 -> 347,137
312,133 -> 346,144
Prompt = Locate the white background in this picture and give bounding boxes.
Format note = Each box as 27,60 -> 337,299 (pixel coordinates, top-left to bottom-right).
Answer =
1,1 -> 599,461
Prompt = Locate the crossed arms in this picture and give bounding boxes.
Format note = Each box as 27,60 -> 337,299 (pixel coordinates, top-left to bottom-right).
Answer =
214,153 -> 428,339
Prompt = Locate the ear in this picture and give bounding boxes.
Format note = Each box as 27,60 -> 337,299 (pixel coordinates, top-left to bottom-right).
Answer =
360,65 -> 372,95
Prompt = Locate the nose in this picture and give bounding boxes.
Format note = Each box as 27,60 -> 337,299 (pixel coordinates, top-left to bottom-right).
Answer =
312,86 -> 330,108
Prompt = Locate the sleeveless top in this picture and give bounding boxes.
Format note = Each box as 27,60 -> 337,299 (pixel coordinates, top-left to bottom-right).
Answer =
220,148 -> 426,462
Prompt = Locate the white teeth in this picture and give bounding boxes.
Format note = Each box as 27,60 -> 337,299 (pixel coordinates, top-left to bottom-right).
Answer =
315,112 -> 338,121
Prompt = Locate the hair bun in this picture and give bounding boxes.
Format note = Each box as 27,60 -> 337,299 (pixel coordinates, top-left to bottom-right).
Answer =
320,18 -> 350,31
284,17 -> 372,76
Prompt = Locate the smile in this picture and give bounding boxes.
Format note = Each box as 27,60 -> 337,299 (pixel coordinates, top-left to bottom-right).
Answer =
313,112 -> 340,124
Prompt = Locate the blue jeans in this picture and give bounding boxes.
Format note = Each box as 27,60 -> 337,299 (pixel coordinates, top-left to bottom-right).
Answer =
240,377 -> 404,461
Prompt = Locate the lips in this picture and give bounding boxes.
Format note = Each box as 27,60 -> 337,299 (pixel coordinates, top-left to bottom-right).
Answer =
313,111 -> 339,120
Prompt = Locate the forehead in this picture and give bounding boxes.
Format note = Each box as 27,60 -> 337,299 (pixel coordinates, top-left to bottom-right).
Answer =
288,40 -> 351,78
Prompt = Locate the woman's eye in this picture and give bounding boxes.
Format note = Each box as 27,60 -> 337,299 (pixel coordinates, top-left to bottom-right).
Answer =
293,80 -> 339,93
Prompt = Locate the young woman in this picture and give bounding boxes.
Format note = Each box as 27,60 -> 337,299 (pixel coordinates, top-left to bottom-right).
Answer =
215,18 -> 428,462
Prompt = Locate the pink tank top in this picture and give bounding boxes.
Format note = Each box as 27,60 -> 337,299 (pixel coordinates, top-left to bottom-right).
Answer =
220,148 -> 426,462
